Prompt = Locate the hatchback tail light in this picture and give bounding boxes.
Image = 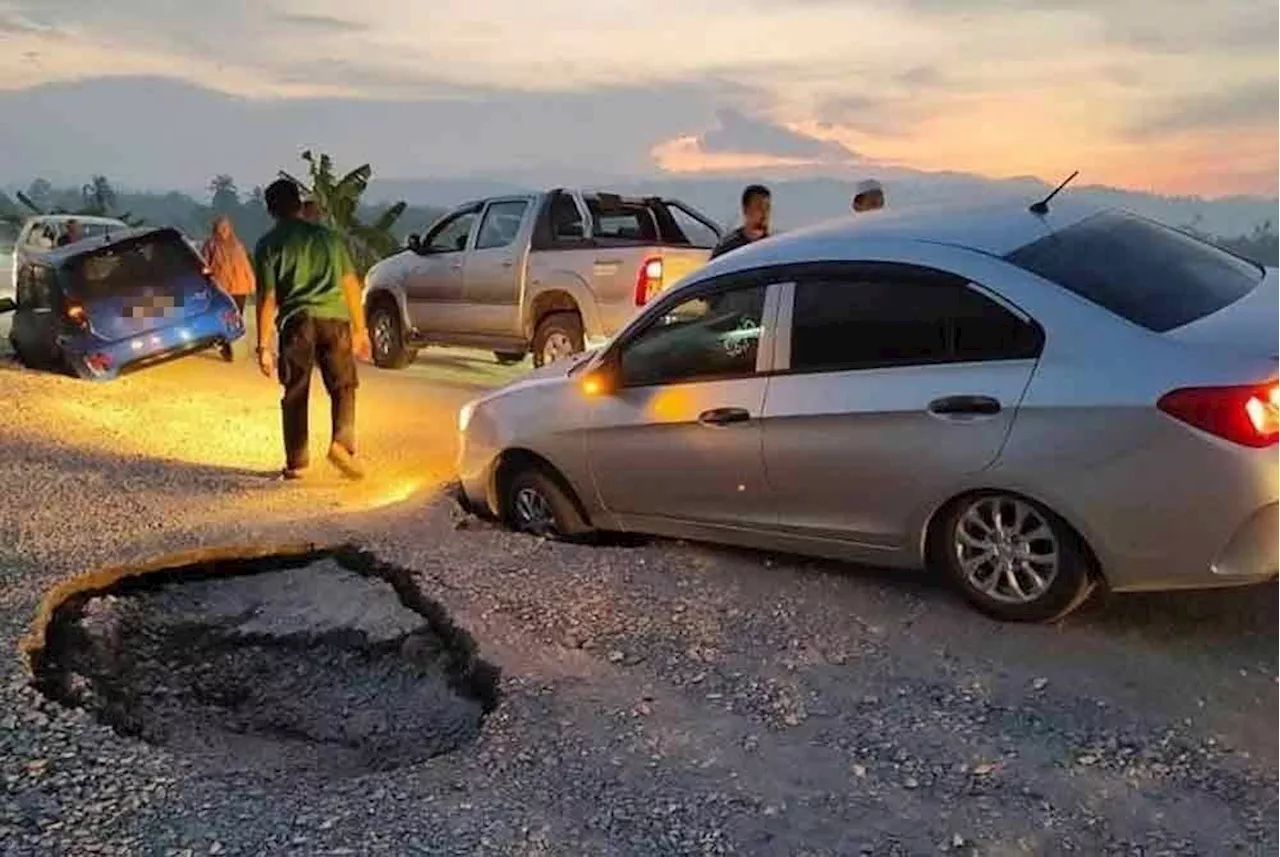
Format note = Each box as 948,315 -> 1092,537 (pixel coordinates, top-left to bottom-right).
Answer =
1157,383 -> 1280,448
634,256 -> 663,306
84,352 -> 112,373
65,303 -> 89,328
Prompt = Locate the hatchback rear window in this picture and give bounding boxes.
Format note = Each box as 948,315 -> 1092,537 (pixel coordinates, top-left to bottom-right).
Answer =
1004,210 -> 1263,332
68,232 -> 202,300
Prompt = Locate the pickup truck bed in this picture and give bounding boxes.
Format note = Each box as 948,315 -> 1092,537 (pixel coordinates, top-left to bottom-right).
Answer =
363,189 -> 722,368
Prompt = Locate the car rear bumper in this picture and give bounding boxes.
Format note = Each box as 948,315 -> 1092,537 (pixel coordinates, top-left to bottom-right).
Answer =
1093,483 -> 1278,594
64,308 -> 244,379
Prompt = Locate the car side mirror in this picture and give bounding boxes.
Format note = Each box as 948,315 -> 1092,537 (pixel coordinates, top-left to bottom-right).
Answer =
406,234 -> 421,252
580,350 -> 620,397
0,297 -> 15,314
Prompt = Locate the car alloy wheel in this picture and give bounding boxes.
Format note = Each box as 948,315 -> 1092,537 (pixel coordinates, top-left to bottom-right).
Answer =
371,309 -> 396,361
952,494 -> 1059,605
501,466 -> 593,541
512,485 -> 557,535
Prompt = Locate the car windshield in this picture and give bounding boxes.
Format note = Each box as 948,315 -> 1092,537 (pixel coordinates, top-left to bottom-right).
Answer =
66,232 -> 203,300
1005,210 -> 1264,332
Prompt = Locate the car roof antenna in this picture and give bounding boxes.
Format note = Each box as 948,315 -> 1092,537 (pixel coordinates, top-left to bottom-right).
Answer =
1029,170 -> 1079,216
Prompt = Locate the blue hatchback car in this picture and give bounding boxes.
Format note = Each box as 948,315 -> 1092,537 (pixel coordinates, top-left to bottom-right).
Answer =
1,226 -> 245,380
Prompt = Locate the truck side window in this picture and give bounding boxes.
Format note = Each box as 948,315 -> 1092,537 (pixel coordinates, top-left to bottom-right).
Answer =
422,208 -> 479,254
476,200 -> 530,250
549,194 -> 585,240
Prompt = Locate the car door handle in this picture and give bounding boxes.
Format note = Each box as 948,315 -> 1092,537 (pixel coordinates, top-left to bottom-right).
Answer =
928,395 -> 1002,416
499,259 -> 514,269
698,407 -> 751,427
450,261 -> 463,271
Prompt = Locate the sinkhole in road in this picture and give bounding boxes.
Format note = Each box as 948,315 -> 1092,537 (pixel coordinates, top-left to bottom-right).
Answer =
27,545 -> 501,777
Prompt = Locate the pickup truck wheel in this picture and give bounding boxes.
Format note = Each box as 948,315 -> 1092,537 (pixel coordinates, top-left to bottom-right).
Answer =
532,312 -> 584,368
368,302 -> 417,369
494,351 -> 525,366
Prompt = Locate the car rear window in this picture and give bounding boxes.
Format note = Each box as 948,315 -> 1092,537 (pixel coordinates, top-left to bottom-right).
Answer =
1004,210 -> 1263,332
582,195 -> 716,247
67,232 -> 202,300
584,196 -> 660,242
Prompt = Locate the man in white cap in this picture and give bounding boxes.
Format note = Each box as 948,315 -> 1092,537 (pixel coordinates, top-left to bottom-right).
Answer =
851,179 -> 885,214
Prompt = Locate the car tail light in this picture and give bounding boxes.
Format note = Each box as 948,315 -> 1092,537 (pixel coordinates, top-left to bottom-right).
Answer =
84,353 -> 112,373
65,303 -> 89,328
634,256 -> 663,306
221,309 -> 242,327
1157,383 -> 1280,448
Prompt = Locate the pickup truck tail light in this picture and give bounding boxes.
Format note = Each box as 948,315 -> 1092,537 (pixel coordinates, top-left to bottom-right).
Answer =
634,256 -> 663,306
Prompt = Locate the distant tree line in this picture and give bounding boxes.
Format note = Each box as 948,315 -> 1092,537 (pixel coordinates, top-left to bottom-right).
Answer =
3,174 -> 1277,268
1180,216 -> 1279,267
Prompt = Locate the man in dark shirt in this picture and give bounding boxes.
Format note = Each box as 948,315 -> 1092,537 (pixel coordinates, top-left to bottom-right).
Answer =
709,184 -> 771,260
254,179 -> 371,481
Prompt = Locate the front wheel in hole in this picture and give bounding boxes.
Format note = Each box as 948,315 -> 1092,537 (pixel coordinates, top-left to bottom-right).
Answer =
935,492 -> 1095,623
502,467 -> 591,540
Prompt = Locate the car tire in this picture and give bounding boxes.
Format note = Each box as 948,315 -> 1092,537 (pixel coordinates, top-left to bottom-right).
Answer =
9,335 -> 35,369
531,312 -> 584,368
501,465 -> 592,540
494,351 -> 525,366
367,300 -> 417,369
933,491 -> 1096,623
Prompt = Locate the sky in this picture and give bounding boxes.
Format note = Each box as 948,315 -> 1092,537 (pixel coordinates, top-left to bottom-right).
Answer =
0,0 -> 1277,197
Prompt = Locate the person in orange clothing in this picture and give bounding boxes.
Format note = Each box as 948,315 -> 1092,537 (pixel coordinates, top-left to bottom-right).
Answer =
201,215 -> 256,361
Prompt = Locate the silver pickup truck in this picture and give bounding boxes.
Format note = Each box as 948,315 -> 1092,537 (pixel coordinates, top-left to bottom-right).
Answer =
362,189 -> 722,368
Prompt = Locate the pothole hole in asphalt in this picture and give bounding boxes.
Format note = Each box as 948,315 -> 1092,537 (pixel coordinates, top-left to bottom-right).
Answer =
26,545 -> 501,777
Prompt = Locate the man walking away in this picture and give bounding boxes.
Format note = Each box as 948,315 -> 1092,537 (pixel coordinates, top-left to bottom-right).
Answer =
851,179 -> 885,214
709,184 -> 771,260
254,179 -> 371,481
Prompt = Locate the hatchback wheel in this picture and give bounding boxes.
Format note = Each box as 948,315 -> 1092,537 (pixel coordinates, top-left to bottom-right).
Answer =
501,466 -> 591,540
937,492 -> 1095,622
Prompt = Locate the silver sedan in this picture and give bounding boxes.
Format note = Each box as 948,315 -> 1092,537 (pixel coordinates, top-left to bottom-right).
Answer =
456,201 -> 1278,622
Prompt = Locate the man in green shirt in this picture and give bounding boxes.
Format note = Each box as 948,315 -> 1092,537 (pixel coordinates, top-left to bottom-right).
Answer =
254,179 -> 371,480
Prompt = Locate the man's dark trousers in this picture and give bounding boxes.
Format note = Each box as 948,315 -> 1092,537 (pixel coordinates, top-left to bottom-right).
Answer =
278,314 -> 358,471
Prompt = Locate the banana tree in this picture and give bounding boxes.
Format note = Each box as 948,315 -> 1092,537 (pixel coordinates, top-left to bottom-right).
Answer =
279,150 -> 406,275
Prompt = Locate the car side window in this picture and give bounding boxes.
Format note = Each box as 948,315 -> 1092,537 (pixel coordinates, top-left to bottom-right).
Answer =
475,200 -> 530,251
28,225 -> 54,251
619,285 -> 767,388
16,264 -> 54,309
789,266 -> 1040,373
422,208 -> 479,254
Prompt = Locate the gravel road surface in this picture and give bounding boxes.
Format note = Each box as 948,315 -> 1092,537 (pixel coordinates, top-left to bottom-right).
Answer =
0,336 -> 1275,856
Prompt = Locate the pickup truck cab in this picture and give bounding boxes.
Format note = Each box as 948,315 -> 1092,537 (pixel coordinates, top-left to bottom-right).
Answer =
362,189 -> 722,367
